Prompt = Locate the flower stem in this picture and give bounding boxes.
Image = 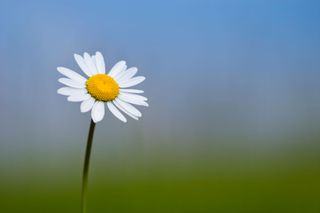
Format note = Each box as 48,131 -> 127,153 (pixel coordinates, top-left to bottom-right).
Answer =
81,119 -> 96,213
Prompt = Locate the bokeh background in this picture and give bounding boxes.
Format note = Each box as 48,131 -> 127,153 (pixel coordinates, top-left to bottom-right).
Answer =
1,0 -> 320,212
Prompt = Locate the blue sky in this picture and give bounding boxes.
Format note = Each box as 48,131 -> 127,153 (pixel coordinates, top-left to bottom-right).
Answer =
0,0 -> 320,152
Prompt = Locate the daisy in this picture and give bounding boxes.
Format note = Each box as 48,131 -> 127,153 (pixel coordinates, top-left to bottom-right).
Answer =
57,51 -> 148,123
57,51 -> 149,213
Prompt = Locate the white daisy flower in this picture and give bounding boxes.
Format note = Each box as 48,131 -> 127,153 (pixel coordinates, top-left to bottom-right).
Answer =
57,52 -> 148,123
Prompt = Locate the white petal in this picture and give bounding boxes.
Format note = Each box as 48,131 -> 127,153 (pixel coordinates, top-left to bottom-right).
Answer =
115,67 -> 138,82
119,76 -> 145,88
120,89 -> 144,94
108,61 -> 126,77
113,100 -> 139,120
95,51 -> 105,74
91,101 -> 105,123
57,87 -> 87,96
91,55 -> 100,74
107,102 -> 127,123
58,78 -> 85,88
74,54 -> 92,77
57,67 -> 87,84
114,99 -> 142,117
91,55 -> 98,70
80,97 -> 95,113
84,52 -> 98,75
67,94 -> 91,102
118,93 -> 149,107
121,93 -> 147,101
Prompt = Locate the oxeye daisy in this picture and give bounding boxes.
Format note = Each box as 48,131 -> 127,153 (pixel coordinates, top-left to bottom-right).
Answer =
57,51 -> 148,123
56,51 -> 148,213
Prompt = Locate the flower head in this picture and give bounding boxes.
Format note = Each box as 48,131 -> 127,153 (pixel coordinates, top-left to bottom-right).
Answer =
57,52 -> 148,123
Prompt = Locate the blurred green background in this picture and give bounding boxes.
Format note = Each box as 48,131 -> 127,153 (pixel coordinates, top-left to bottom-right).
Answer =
1,0 -> 320,212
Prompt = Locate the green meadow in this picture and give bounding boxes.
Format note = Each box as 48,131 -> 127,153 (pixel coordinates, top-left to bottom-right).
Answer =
1,138 -> 320,213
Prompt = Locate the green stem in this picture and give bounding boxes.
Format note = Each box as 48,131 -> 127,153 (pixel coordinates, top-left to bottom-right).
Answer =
81,119 -> 96,213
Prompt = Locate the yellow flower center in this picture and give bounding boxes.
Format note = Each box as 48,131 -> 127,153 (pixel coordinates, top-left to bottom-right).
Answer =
86,74 -> 119,102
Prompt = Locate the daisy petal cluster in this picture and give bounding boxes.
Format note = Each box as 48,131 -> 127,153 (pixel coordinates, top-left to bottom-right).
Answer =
57,52 -> 148,123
